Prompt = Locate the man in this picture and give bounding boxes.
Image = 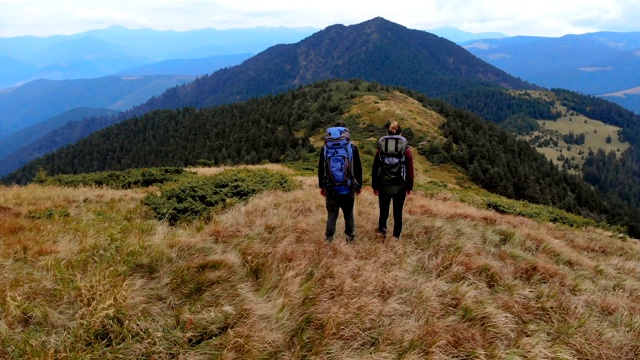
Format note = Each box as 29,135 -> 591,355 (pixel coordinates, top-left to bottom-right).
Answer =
318,121 -> 363,243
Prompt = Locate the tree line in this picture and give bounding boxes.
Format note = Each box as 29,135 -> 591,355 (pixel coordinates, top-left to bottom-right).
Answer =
2,80 -> 360,184
407,89 -> 640,237
5,80 -> 640,236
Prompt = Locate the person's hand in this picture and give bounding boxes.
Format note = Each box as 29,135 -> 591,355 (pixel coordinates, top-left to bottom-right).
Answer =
320,188 -> 326,197
406,190 -> 412,196
355,189 -> 362,196
373,190 -> 378,196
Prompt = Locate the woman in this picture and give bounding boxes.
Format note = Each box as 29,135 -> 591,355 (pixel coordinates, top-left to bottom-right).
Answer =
372,121 -> 414,239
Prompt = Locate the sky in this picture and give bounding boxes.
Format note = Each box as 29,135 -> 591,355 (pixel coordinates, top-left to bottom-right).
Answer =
1,0 -> 639,38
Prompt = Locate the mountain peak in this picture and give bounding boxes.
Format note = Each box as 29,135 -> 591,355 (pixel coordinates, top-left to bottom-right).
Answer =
350,16 -> 409,33
361,16 -> 397,26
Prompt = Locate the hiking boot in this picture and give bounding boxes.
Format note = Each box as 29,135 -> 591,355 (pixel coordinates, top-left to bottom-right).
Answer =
346,234 -> 355,244
325,235 -> 334,243
376,228 -> 387,239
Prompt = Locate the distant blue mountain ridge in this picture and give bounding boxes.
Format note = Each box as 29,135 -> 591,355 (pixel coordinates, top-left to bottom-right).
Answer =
427,26 -> 507,43
0,25 -> 506,89
0,75 -> 193,135
463,31 -> 640,114
0,107 -> 118,160
0,26 -> 320,88
114,54 -> 253,76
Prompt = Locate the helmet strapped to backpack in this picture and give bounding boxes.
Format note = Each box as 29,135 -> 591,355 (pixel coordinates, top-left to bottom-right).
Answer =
377,135 -> 408,189
323,126 -> 357,195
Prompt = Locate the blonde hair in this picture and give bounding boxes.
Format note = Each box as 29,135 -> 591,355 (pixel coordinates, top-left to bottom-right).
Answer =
388,121 -> 402,135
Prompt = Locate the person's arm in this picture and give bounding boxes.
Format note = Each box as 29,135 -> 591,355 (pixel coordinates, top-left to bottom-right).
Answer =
372,149 -> 381,194
405,147 -> 414,193
318,147 -> 326,196
351,144 -> 363,193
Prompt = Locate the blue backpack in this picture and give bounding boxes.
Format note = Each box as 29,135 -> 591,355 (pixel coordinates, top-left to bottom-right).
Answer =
323,126 -> 356,194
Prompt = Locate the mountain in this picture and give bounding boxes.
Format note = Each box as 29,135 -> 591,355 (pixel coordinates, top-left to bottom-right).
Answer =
29,36 -> 154,79
0,75 -> 193,174
7,18 -> 640,234
137,16 -> 534,112
463,32 -> 640,113
0,107 -> 117,155
114,54 -> 253,76
0,17 -> 537,174
0,26 -> 319,88
0,108 -> 118,174
0,54 -> 39,86
0,75 -> 193,136
81,25 -> 320,60
427,26 -> 507,43
0,35 -> 62,60
0,36 -> 156,87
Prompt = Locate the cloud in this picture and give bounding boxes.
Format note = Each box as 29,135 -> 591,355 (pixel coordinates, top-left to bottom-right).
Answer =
0,0 -> 638,38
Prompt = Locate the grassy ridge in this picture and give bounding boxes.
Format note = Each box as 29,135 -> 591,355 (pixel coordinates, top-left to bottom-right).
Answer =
1,168 -> 639,358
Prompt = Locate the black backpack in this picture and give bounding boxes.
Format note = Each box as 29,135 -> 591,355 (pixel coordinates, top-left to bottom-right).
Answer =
377,135 -> 408,189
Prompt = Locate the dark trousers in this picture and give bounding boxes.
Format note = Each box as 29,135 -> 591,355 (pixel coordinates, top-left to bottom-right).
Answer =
378,190 -> 406,238
325,193 -> 356,238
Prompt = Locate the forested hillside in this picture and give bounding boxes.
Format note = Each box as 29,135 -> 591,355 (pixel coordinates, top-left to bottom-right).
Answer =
549,90 -> 640,215
6,18 -> 640,235
440,87 -> 640,221
2,17 -> 538,179
0,112 -> 120,176
136,17 -> 534,112
5,80 -> 640,237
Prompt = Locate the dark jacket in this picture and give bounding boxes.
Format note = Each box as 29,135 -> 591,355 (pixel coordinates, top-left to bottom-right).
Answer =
318,143 -> 363,193
372,146 -> 414,193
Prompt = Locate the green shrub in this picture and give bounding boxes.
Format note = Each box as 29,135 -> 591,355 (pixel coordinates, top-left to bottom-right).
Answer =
144,169 -> 300,224
485,197 -> 597,228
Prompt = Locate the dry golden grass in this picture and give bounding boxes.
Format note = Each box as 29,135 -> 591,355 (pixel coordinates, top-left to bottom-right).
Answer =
1,177 -> 640,359
189,163 -> 296,176
344,91 -> 445,136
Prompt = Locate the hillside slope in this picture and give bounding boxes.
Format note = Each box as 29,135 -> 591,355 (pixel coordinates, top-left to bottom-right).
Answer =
6,79 -> 640,237
140,17 -> 534,112
0,75 -> 193,135
0,109 -> 119,176
1,171 -> 639,358
1,17 -> 539,180
0,107 -> 118,161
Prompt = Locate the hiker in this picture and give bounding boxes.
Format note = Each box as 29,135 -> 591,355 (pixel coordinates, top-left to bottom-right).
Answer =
318,121 -> 363,243
372,121 -> 414,239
